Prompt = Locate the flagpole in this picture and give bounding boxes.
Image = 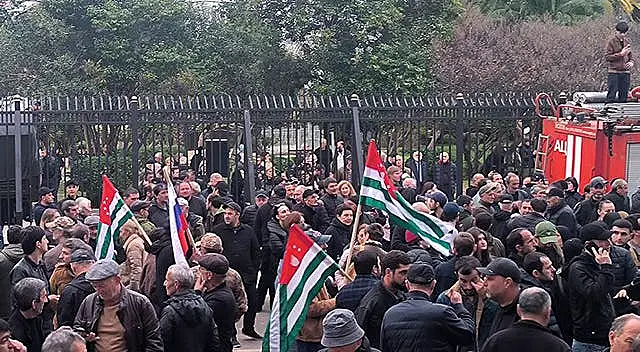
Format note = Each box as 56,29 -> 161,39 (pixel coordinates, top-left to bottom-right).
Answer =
344,201 -> 362,277
130,215 -> 153,246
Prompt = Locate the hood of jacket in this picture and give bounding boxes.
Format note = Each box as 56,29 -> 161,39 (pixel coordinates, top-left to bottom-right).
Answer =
164,290 -> 212,327
1,244 -> 24,264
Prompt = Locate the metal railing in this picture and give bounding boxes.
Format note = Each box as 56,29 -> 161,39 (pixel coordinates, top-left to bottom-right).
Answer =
0,93 -> 541,224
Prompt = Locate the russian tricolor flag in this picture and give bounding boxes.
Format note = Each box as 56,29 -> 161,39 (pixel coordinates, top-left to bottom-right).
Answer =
167,179 -> 189,266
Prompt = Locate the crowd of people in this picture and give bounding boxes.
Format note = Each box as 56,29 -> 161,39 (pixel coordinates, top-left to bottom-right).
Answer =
4,146 -> 640,352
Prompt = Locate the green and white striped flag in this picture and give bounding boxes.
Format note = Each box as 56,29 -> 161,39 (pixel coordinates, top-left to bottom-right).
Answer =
262,225 -> 339,352
95,175 -> 133,260
360,140 -> 452,256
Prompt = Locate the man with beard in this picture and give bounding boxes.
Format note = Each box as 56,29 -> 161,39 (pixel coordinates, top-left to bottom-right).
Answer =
148,184 -> 169,229
546,187 -> 578,239
336,249 -> 381,312
294,189 -> 330,233
355,250 -> 410,349
574,177 -> 607,226
437,256 -> 498,351
325,204 -> 354,262
478,258 -> 522,336
605,179 -> 630,213
320,178 -> 345,219
521,252 -> 573,344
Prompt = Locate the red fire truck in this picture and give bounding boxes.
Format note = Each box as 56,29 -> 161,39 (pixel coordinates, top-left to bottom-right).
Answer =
534,90 -> 640,192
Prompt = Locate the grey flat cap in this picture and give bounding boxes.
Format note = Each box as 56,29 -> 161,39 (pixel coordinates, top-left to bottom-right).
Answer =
84,215 -> 100,227
85,259 -> 119,281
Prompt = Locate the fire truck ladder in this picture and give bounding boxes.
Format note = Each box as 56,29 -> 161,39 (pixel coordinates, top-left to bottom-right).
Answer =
534,134 -> 550,175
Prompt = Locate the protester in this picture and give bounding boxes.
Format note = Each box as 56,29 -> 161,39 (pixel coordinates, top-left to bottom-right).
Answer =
505,228 -> 537,267
74,259 -> 163,351
480,287 -> 571,352
49,238 -> 92,296
195,253 -> 236,352
326,204 -> 355,262
335,249 -> 380,312
56,250 -> 95,327
433,232 -> 475,298
213,201 -> 261,339
608,314 -> 640,352
0,226 -> 24,320
160,264 -> 219,351
0,318 -> 26,352
478,257 -> 522,336
381,261 -> 474,352
355,250 -> 410,349
42,216 -> 75,276
545,187 -> 578,238
119,220 -> 147,292
319,309 -> 379,352
9,278 -> 51,352
294,189 -> 331,233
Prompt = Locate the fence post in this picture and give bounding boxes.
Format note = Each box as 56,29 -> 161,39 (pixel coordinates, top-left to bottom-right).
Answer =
13,96 -> 23,224
350,94 -> 364,190
130,96 -> 140,188
455,93 -> 464,199
243,109 -> 256,201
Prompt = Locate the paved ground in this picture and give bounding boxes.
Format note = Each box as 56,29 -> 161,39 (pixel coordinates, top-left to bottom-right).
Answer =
235,310 -> 270,351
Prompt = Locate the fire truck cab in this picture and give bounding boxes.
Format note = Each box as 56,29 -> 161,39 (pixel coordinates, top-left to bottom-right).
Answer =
535,90 -> 640,192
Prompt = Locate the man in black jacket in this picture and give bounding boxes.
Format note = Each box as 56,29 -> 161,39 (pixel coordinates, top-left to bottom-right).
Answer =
478,257 -> 522,336
9,278 -> 51,352
57,250 -> 95,327
381,261 -> 474,352
320,177 -> 345,219
148,184 -> 169,229
505,228 -> 537,268
481,287 -> 571,352
575,177 -> 607,226
213,201 -> 261,339
325,204 -> 354,262
240,191 -> 269,227
507,198 -> 547,234
195,253 -> 236,352
0,225 -> 24,320
546,187 -> 578,239
355,250 -> 410,349
567,223 -> 616,351
160,264 -> 219,352
294,189 -> 331,233
433,233 -> 475,299
605,179 -> 630,213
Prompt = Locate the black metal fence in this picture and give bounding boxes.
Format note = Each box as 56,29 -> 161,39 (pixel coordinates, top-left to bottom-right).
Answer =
0,93 -> 540,224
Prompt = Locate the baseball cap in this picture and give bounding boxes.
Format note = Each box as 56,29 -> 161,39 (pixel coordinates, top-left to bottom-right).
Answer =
531,172 -> 545,182
535,221 -> 558,244
130,200 -> 151,212
590,176 -> 606,189
442,202 -> 460,219
427,191 -> 448,208
406,262 -> 435,285
85,259 -> 120,281
477,258 -> 521,283
255,190 -> 269,199
198,253 -> 229,275
65,179 -> 79,188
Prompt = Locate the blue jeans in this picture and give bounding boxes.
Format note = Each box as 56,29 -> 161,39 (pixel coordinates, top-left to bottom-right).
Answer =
572,340 -> 607,352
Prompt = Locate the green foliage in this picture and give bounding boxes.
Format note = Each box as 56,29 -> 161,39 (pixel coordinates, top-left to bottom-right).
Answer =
474,0 -> 612,23
71,154 -> 133,203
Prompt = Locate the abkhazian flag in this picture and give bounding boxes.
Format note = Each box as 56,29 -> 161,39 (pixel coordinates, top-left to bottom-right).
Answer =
96,175 -> 134,260
166,178 -> 189,267
262,225 -> 340,352
360,140 -> 452,256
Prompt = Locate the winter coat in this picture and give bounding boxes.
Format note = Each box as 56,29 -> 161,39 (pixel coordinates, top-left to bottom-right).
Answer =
491,210 -> 512,243
354,281 -> 404,349
10,256 -> 48,288
148,202 -> 169,229
380,291 -> 474,352
507,212 -> 546,234
406,158 -> 430,185
213,222 -> 260,282
546,201 -> 578,239
631,189 -> 640,214
0,244 -> 23,320
320,193 -> 345,219
565,191 -> 583,210
187,196 -> 207,218
433,256 -> 460,300
120,234 -> 147,292
488,292 -> 520,337
9,309 -> 51,352
436,281 -> 498,351
574,199 -> 599,227
49,263 -> 74,295
148,234 -> 175,308
74,286 -> 164,352
200,283 -> 236,352
605,191 -> 630,213
267,219 -> 289,259
325,218 -> 352,262
480,320 -> 571,352
240,204 -> 259,227
57,272 -> 95,327
293,203 -> 331,233
336,274 -> 379,312
567,253 -> 615,346
433,161 -> 457,199
160,290 -> 219,352
609,245 -> 637,293
297,286 -> 335,343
